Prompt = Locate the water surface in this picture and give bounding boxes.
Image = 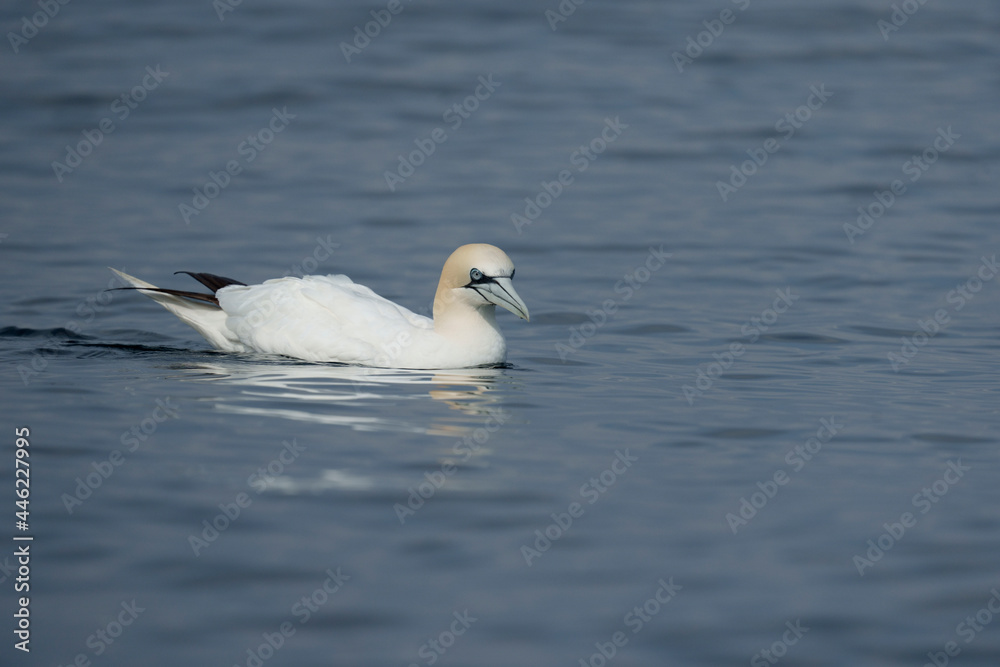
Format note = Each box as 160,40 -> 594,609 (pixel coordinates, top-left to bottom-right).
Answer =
1,1 -> 999,665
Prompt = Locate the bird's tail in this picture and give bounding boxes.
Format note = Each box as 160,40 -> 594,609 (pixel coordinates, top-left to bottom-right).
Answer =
109,268 -> 244,351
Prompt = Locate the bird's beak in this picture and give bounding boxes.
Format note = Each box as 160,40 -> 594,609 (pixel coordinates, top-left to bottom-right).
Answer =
476,276 -> 529,321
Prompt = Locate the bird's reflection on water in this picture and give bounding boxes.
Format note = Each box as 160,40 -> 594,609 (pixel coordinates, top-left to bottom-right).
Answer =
165,358 -> 514,434
153,358 -> 517,493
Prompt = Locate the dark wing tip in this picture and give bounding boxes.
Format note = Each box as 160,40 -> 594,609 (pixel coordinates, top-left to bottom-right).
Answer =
174,271 -> 247,292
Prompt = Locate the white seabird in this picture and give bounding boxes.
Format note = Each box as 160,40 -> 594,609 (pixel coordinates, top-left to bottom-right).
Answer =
111,243 -> 529,369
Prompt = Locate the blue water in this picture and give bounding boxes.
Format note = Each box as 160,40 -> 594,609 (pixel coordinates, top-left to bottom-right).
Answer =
2,1 -> 1000,665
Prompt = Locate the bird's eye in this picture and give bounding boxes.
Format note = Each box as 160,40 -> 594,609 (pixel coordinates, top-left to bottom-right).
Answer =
470,268 -> 483,281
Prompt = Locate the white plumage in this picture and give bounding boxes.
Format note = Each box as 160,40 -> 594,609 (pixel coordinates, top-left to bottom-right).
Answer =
111,244 -> 529,369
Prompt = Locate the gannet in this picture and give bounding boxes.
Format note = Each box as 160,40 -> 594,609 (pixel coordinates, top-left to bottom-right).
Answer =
111,244 -> 529,369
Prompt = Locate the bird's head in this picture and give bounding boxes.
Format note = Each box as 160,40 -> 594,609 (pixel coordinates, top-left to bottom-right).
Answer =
434,243 -> 530,323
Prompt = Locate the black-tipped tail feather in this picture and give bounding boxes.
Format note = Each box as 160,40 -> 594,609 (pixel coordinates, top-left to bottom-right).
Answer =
111,271 -> 246,306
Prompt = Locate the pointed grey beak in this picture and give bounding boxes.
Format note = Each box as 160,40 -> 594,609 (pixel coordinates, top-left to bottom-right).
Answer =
476,276 -> 529,321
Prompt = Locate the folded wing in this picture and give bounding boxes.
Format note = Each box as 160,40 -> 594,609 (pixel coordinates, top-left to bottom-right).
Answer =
217,275 -> 432,363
